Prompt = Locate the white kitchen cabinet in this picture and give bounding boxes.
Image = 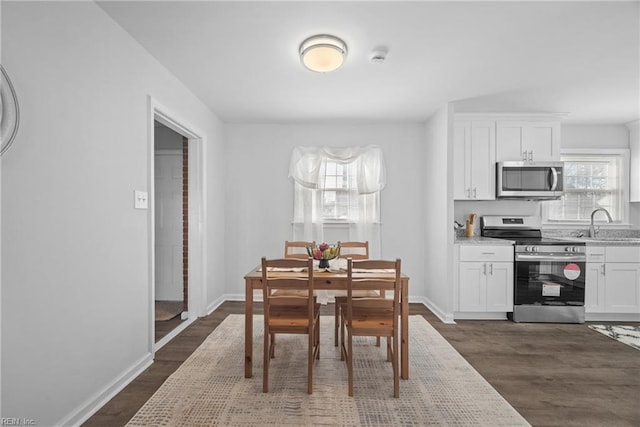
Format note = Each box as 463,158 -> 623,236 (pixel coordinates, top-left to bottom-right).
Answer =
453,120 -> 496,200
586,246 -> 640,316
627,120 -> 639,202
458,245 -> 513,313
496,120 -> 560,162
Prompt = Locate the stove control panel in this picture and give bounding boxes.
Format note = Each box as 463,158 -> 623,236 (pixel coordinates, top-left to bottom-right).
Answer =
516,245 -> 586,254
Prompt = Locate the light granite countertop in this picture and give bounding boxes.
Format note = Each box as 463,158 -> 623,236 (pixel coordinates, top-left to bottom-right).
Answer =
454,236 -> 515,245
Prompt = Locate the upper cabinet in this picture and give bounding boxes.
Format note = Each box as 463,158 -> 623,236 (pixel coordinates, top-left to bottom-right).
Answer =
496,120 -> 561,162
627,120 -> 639,202
453,120 -> 496,200
453,113 -> 564,201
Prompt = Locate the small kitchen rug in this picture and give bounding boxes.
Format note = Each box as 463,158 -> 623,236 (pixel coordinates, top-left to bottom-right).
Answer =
588,325 -> 640,350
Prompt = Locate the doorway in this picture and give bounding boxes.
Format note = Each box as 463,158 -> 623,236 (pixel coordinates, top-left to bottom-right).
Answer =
154,121 -> 188,342
149,101 -> 206,352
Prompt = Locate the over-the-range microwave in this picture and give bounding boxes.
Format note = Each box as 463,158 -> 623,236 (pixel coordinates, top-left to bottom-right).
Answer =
496,161 -> 564,200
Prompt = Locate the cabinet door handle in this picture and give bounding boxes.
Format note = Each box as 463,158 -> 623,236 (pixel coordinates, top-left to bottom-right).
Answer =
601,264 -> 605,276
483,263 -> 487,275
473,187 -> 477,198
528,151 -> 533,161
522,150 -> 528,161
489,263 -> 493,275
467,188 -> 471,198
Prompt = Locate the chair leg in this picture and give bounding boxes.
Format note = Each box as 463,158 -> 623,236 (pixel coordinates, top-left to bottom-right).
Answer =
334,300 -> 340,347
315,315 -> 321,360
308,325 -> 313,394
340,311 -> 346,361
270,333 -> 276,359
347,328 -> 353,397
263,329 -> 270,393
393,334 -> 399,398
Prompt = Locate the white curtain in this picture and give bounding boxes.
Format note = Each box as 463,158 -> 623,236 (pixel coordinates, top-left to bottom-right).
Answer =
289,146 -> 386,257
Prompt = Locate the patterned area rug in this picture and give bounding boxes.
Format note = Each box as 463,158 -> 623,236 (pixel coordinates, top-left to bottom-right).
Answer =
127,315 -> 529,426
588,325 -> 640,350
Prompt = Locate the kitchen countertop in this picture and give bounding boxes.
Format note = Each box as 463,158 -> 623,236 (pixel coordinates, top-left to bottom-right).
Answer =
551,236 -> 640,247
455,236 -> 515,245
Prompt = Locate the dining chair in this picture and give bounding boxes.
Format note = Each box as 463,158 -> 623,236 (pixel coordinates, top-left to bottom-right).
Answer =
340,258 -> 401,398
284,240 -> 315,259
261,256 -> 320,394
332,241 -> 381,346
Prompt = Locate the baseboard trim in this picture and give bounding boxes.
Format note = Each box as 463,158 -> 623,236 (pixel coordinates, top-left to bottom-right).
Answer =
58,352 -> 153,427
155,316 -> 196,351
205,295 -> 226,316
454,312 -> 509,320
423,297 -> 456,324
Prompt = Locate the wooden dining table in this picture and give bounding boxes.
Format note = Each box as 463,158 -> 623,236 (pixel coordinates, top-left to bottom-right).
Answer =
244,266 -> 410,380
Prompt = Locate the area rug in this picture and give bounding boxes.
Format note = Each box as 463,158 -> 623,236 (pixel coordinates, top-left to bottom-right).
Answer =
127,315 -> 529,426
588,325 -> 640,350
155,300 -> 183,321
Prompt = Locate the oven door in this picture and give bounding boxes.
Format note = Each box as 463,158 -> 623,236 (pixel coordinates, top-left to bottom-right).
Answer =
514,253 -> 585,307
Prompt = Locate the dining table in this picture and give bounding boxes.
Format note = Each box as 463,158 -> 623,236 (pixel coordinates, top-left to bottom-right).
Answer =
243,266 -> 410,380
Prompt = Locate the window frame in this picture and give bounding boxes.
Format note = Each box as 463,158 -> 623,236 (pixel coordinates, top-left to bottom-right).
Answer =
320,159 -> 357,222
542,148 -> 631,228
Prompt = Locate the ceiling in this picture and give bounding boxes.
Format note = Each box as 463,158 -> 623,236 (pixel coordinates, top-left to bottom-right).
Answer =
97,1 -> 639,125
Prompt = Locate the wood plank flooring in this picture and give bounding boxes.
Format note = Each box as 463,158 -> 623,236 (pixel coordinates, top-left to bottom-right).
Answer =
84,302 -> 640,426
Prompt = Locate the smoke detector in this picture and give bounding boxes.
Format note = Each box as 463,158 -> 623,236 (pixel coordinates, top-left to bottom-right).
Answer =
369,47 -> 388,64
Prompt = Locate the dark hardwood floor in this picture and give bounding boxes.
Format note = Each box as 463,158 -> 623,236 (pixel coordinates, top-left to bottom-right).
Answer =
84,302 -> 640,426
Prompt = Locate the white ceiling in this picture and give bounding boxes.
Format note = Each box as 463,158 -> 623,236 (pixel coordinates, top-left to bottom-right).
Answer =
97,1 -> 640,124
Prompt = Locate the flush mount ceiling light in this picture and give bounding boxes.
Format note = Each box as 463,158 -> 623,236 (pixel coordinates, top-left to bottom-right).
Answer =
299,34 -> 347,73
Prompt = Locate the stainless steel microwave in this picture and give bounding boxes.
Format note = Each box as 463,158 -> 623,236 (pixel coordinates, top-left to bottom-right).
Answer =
496,161 -> 564,200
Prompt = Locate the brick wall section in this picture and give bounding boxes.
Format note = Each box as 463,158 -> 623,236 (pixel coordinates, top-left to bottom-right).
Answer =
182,137 -> 189,312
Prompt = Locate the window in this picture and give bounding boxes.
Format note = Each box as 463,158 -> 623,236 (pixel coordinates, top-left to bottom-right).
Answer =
288,146 -> 385,255
544,150 -> 629,224
321,160 -> 356,221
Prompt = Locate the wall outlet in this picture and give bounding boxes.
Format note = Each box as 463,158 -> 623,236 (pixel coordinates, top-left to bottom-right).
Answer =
134,190 -> 148,209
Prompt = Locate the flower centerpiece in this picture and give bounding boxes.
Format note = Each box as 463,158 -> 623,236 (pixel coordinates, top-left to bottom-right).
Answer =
307,242 -> 340,269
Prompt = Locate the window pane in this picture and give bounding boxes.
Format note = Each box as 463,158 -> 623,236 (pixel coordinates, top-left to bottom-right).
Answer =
546,154 -> 623,222
321,160 -> 358,220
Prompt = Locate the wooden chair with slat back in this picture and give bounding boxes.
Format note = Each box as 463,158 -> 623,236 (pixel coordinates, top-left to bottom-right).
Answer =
340,258 -> 402,398
261,257 -> 320,394
333,241 -> 382,347
284,240 -> 315,259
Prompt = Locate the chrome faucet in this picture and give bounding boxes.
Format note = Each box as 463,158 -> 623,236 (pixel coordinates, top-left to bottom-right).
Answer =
589,208 -> 613,237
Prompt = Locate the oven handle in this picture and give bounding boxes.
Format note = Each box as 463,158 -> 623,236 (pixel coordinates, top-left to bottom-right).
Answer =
515,253 -> 586,262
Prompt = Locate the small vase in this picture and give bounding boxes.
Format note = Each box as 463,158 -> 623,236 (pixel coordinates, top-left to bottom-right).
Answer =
318,259 -> 330,269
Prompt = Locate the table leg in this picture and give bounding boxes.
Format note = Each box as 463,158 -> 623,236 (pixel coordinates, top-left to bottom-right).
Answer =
245,279 -> 253,378
401,278 -> 409,380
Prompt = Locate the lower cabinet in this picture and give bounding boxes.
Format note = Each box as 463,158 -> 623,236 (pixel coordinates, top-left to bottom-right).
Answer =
457,245 -> 514,315
586,246 -> 640,316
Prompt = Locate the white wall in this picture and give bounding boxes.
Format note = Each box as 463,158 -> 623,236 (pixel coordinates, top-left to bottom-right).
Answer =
562,124 -> 629,149
1,2 -> 225,425
224,123 -> 426,300
423,105 -> 455,322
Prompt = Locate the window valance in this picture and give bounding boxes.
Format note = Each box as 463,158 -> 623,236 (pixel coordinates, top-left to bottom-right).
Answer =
288,146 -> 386,194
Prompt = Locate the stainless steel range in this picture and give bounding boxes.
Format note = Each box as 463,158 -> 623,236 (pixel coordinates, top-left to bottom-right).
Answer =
481,215 -> 586,323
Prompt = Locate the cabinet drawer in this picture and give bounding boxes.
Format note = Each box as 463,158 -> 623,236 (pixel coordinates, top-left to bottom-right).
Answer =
586,246 -> 606,262
606,246 -> 640,263
459,245 -> 513,262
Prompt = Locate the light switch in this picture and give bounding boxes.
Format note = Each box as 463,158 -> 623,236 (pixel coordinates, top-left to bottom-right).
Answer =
134,190 -> 148,209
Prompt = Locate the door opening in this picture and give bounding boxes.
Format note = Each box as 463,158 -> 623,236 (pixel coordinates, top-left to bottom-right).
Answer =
154,121 -> 188,342
149,99 -> 206,353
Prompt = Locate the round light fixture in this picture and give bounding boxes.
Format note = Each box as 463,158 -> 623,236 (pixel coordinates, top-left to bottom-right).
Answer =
299,34 -> 347,73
